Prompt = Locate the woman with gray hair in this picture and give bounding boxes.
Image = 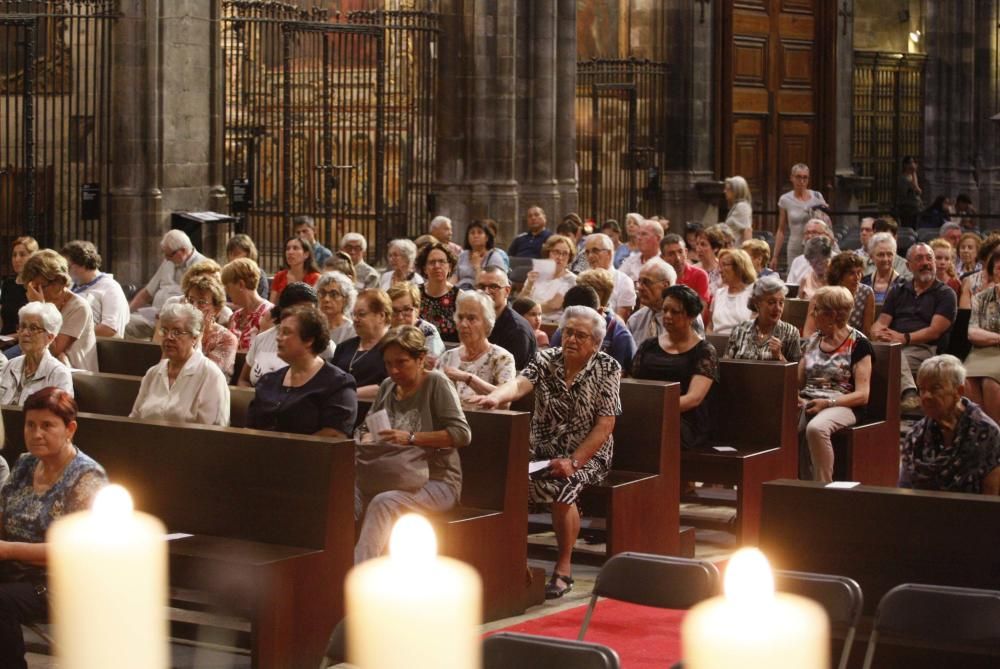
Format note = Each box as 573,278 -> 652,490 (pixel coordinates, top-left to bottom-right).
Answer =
725,275 -> 802,361
472,304 -> 620,598
436,290 -> 515,403
724,175 -> 753,242
316,271 -> 357,344
0,302 -> 73,405
900,354 -> 1000,494
339,232 -> 379,290
378,238 -> 424,291
861,232 -> 901,309
797,236 -> 833,300
129,301 -> 230,426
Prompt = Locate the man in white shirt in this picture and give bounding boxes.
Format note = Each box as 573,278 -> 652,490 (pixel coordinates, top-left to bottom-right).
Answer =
619,218 -> 664,282
125,230 -> 205,339
582,233 -> 636,320
786,219 -> 840,284
428,215 -> 463,258
61,240 -> 129,338
626,257 -> 677,344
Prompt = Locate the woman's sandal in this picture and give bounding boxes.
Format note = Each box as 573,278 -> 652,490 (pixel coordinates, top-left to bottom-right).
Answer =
545,572 -> 574,600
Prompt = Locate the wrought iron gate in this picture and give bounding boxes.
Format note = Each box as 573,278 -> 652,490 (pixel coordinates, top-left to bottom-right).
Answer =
0,0 -> 115,274
576,59 -> 668,225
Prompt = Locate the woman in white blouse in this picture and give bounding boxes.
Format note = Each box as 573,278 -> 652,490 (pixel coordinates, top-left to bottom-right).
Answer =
724,176 -> 753,243
519,234 -> 578,323
0,302 -> 73,406
706,248 -> 757,335
436,290 -> 515,404
130,302 -> 230,426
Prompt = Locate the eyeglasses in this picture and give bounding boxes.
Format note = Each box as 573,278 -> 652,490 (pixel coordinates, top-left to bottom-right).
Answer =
425,259 -> 450,267
561,328 -> 592,341
476,283 -> 504,293
637,277 -> 665,287
319,289 -> 344,299
157,327 -> 194,339
185,297 -> 214,308
17,324 -> 46,335
547,249 -> 571,258
392,306 -> 415,316
585,247 -> 609,255
342,244 -> 364,253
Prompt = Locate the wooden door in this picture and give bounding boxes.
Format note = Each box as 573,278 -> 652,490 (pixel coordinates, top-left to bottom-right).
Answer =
719,0 -> 835,226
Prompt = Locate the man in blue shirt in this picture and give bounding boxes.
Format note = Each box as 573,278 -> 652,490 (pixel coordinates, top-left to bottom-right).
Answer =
508,206 -> 552,259
294,215 -> 333,266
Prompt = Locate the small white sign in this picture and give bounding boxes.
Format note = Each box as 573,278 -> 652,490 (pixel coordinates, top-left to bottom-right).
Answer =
826,481 -> 861,489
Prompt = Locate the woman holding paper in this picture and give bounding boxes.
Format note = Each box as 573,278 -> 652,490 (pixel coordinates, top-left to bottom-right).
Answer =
354,325 -> 471,563
518,234 -> 578,323
0,387 -> 107,669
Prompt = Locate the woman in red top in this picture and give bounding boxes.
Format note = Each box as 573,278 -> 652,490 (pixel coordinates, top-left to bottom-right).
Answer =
270,236 -> 321,303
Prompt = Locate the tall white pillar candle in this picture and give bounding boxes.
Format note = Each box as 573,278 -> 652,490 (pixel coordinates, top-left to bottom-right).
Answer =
47,484 -> 168,669
346,513 -> 482,669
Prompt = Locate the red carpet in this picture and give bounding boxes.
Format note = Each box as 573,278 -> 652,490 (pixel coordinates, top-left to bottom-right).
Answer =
487,599 -> 686,668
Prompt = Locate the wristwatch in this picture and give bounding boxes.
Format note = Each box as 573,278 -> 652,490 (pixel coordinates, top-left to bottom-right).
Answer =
571,458 -> 581,470
408,432 -> 416,445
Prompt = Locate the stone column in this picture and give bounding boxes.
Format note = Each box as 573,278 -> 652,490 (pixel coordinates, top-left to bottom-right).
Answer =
554,0 -> 578,216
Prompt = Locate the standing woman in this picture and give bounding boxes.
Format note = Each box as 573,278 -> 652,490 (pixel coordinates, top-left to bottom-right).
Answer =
1,236 -> 38,336
378,239 -> 423,290
723,176 -> 753,243
332,288 -> 392,401
417,242 -> 461,342
454,220 -> 508,290
316,271 -> 357,345
222,258 -> 272,351
706,248 -> 757,335
964,249 -> 1000,422
772,163 -> 828,270
269,236 -> 321,303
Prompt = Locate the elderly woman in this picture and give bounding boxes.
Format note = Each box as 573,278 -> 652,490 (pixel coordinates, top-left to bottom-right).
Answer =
0,303 -> 73,405
798,286 -> 873,482
473,305 -> 620,598
773,162 -> 828,269
804,252 -> 875,337
387,283 -> 446,358
436,290 -> 515,402
1,236 -> 39,337
861,232 -> 902,309
724,176 -> 753,242
333,289 -> 392,401
519,234 -> 578,323
317,271 -> 357,344
226,233 -> 270,298
797,236 -> 833,300
899,355 -> 1000,493
19,249 -> 97,371
130,302 -> 230,426
248,304 -> 357,436
270,236 -> 321,303
706,248 -> 757,335
0,388 -> 107,668
632,285 -> 718,449
417,242 -> 460,342
455,220 -> 508,290
184,274 -> 238,378
340,232 -> 379,290
957,232 -> 982,278
223,258 -> 272,351
725,275 -> 802,361
964,249 -> 1000,422
354,326 -> 471,562
378,238 -> 423,290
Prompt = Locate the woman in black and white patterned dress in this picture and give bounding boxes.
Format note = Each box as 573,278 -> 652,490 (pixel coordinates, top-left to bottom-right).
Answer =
472,305 -> 621,600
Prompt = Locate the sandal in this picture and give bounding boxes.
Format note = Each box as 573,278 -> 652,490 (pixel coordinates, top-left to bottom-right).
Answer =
545,572 -> 574,600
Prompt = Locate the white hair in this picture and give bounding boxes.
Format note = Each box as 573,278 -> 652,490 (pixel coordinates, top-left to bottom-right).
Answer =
624,213 -> 644,228
316,271 -> 358,315
18,302 -> 62,336
560,305 -> 607,345
455,290 -> 497,335
640,256 -> 677,285
429,216 -> 452,232
868,232 -> 897,255
159,301 -> 204,337
804,218 -> 831,236
586,233 -> 615,252
641,219 -> 665,239
918,354 -> 966,388
161,229 -> 193,253
339,232 -> 367,252
751,274 -> 788,302
388,238 -> 418,264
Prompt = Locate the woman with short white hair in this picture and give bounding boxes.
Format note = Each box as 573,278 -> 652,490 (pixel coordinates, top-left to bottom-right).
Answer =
861,232 -> 900,309
725,275 -> 801,361
0,302 -> 73,405
436,291 -> 515,403
724,176 -> 753,242
316,271 -> 357,344
129,302 -> 230,426
378,239 -> 424,290
340,232 -> 378,290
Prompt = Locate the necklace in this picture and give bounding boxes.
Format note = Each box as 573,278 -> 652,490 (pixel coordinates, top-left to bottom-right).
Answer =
349,345 -> 372,373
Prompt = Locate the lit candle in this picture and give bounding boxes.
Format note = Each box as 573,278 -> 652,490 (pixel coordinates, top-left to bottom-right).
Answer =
47,484 -> 169,669
682,548 -> 829,669
346,513 -> 482,669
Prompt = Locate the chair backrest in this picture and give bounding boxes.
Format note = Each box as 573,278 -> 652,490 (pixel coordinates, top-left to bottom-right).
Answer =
484,632 -> 621,669
775,570 -> 863,631
612,379 -> 679,475
864,342 -> 900,424
705,333 -> 729,356
873,583 -> 1000,650
593,552 -> 720,609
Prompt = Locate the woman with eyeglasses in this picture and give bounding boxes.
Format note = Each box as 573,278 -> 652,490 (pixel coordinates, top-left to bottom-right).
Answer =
184,274 -> 238,378
519,234 -> 578,323
316,271 -> 357,345
386,283 -> 446,359
416,242 -> 460,342
130,301 -> 230,426
332,289 -> 392,401
773,162 -> 829,270
0,302 -> 73,406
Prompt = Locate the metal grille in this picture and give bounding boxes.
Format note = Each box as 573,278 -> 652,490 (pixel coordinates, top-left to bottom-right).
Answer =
852,51 -> 927,208
0,0 -> 115,274
576,58 -> 668,225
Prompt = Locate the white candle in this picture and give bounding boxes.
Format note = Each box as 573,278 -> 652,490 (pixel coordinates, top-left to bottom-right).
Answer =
346,513 -> 482,669
47,484 -> 169,669
682,548 -> 829,669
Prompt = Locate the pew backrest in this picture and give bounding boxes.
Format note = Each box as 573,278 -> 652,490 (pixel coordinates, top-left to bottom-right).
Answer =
865,342 -> 901,424
614,379 -> 680,475
784,298 -> 809,333
96,337 -> 163,376
708,359 -> 799,453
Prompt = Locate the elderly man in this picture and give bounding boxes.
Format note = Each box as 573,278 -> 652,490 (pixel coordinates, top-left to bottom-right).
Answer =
626,257 -> 677,344
786,219 -> 840,284
863,218 -> 911,280
339,232 -> 379,290
661,233 -> 710,303
900,354 -> 1000,494
125,229 -> 205,339
871,243 -> 958,413
855,217 -> 875,261
508,206 -> 552,259
582,233 -> 636,320
294,215 -> 333,266
619,218 -> 664,282
429,215 -> 463,258
939,222 -> 962,259
477,266 -> 537,370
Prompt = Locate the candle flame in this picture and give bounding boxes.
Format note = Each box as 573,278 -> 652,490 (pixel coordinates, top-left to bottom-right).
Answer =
723,547 -> 774,605
388,513 -> 437,562
92,484 -> 134,519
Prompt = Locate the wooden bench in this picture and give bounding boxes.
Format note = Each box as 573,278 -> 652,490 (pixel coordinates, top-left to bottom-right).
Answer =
1,407 -> 354,669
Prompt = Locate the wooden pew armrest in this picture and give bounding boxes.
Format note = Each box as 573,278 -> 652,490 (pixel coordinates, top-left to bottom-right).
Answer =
169,534 -> 322,567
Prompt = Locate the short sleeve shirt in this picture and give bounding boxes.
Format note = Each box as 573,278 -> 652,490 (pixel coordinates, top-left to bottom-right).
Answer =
436,344 -> 515,400
60,292 -> 98,371
248,362 -> 358,436
880,279 -> 957,347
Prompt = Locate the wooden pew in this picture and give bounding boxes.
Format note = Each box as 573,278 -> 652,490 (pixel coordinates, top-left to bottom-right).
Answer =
96,336 -> 162,376
1,408 -> 353,669
783,298 -> 810,333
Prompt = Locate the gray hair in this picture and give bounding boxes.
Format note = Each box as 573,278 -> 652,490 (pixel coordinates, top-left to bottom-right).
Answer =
388,238 -> 418,265
479,265 -> 510,287
586,233 -> 614,251
907,242 -> 932,261
725,176 -> 751,202
917,354 -> 966,388
339,232 -> 367,252
804,236 -> 833,261
868,232 -> 897,255
751,274 -> 788,303
429,215 -> 452,232
560,305 -> 607,345
18,301 -> 62,336
640,219 -> 665,239
161,229 -> 193,253
159,301 -> 205,337
316,270 -> 357,315
939,221 -> 961,236
624,213 -> 644,228
455,290 -> 497,335
641,256 -> 677,285
663,233 -> 685,248
804,218 -> 831,236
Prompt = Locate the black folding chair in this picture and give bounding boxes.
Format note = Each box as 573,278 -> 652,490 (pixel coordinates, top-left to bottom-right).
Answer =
861,583 -> 1000,669
484,632 -> 620,669
774,570 -> 863,669
578,552 -> 720,640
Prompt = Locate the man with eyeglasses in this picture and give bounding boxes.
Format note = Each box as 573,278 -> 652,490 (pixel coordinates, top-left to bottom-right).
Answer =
125,229 -> 205,339
478,267 -> 537,369
627,257 -> 677,344
583,233 -> 636,320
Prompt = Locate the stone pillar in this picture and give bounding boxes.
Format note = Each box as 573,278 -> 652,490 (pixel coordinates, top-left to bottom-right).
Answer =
554,0 -> 578,216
